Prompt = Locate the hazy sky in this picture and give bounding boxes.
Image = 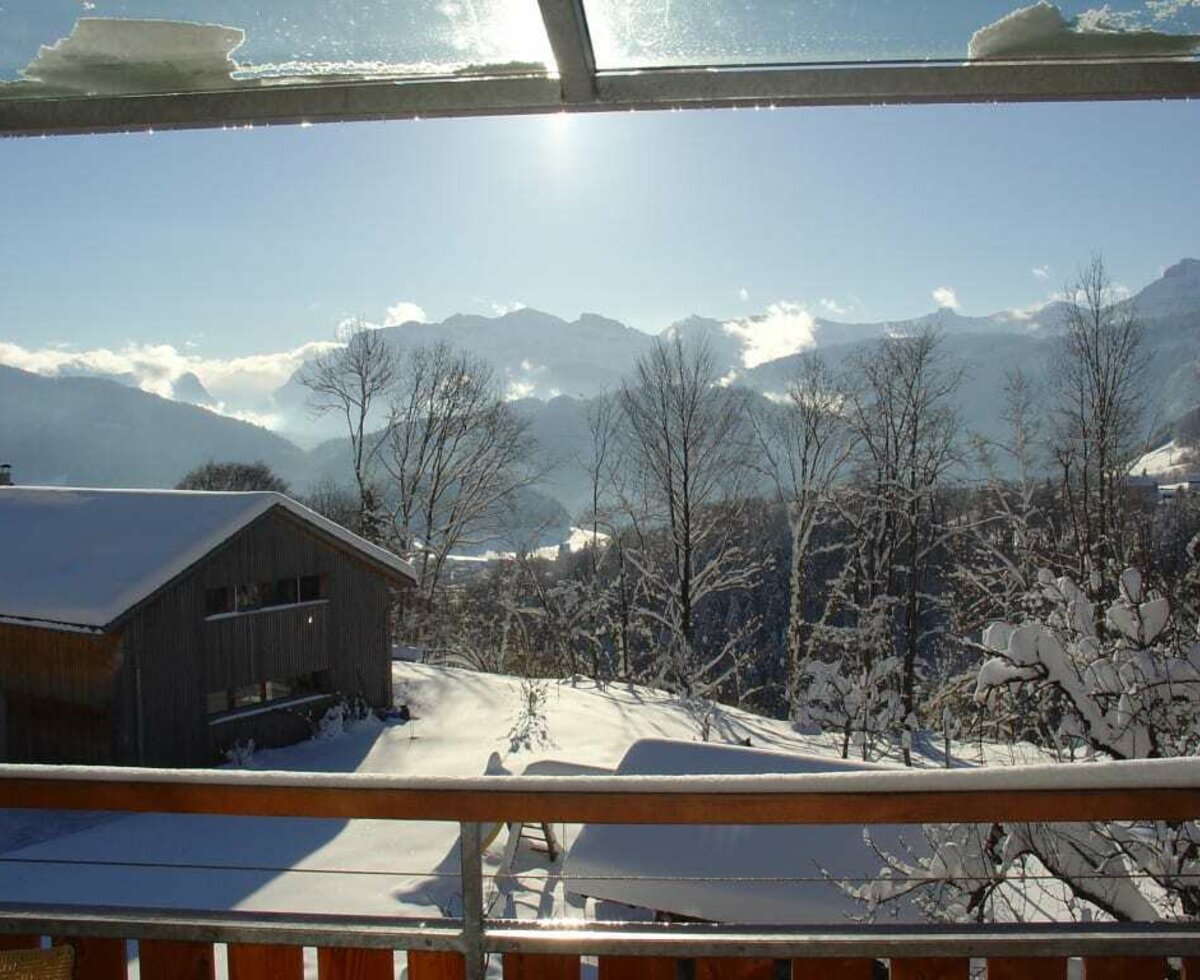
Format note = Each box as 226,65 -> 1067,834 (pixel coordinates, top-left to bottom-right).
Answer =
1,98 -> 1198,360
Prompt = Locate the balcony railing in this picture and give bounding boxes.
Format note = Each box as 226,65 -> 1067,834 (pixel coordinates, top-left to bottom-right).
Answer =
1,760 -> 1199,979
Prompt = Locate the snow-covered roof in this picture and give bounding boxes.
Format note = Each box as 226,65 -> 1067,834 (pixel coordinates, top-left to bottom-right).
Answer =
0,486 -> 415,630
563,738 -> 924,925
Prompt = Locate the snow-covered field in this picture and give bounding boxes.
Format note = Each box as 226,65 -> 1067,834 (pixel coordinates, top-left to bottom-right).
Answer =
0,663 -> 1045,976
0,664 -> 856,916
1132,439 -> 1194,478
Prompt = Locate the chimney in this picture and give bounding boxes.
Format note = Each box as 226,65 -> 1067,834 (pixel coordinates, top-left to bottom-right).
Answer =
0,464 -> 11,487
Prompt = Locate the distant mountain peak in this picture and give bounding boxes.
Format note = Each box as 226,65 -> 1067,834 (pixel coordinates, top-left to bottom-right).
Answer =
1134,257 -> 1200,320
1162,258 -> 1200,281
172,370 -> 213,406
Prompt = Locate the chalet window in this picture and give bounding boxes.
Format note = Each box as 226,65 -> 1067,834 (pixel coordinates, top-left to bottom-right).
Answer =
206,576 -> 324,618
299,575 -> 322,602
207,672 -> 323,716
204,586 -> 234,617
260,577 -> 299,608
234,583 -> 261,613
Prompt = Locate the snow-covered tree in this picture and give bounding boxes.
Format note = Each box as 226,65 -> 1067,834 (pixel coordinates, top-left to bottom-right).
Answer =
1051,254 -> 1148,595
837,328 -> 961,764
618,334 -> 764,697
860,567 -> 1200,922
747,353 -> 855,706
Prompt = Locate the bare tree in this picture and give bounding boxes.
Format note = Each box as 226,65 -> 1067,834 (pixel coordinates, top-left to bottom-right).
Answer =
299,321 -> 399,539
841,328 -> 961,764
379,341 -> 538,602
619,333 -> 761,696
1052,254 -> 1147,593
747,353 -> 855,703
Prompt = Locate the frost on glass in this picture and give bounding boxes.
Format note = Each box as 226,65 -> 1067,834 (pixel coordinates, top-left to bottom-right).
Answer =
584,0 -> 1200,70
0,0 -> 552,99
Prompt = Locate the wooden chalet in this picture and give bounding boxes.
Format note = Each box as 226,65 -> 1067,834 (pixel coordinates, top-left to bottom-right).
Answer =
0,486 -> 416,766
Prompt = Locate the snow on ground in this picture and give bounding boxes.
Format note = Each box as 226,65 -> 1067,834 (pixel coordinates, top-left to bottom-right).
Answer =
0,665 -> 822,918
0,663 -> 1050,976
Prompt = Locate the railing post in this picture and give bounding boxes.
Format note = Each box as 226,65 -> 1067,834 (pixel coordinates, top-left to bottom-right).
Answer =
460,821 -> 486,980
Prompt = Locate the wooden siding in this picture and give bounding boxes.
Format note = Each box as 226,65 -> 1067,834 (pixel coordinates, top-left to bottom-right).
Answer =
203,602 -> 331,690
208,694 -> 339,758
0,621 -> 123,763
109,507 -> 395,766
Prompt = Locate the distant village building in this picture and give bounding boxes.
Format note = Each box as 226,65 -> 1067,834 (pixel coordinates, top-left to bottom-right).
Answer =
0,486 -> 415,766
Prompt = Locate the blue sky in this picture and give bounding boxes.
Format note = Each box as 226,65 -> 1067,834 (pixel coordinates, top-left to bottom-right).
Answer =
0,98 -> 1198,366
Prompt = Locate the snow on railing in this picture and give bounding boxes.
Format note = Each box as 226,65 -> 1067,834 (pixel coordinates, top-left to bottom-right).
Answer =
1,763 -> 1199,979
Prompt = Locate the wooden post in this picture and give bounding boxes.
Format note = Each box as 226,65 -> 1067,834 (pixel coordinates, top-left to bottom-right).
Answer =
139,939 -> 215,980
317,947 -> 394,980
227,943 -> 304,980
694,959 -> 775,980
53,937 -> 126,980
890,959 -> 969,980
0,935 -> 40,950
408,950 -> 466,980
503,952 -> 580,980
792,959 -> 876,979
598,956 -> 677,980
1081,957 -> 1168,979
985,958 -> 1066,980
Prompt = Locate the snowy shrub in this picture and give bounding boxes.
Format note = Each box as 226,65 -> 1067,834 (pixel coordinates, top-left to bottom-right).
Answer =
857,568 -> 1200,922
223,738 -> 256,767
313,701 -> 350,739
794,594 -> 905,761
975,568 -> 1200,761
507,676 -> 550,752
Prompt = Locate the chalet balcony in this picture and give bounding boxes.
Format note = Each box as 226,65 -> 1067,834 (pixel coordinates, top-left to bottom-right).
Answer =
203,601 -> 332,688
1,763 -> 1199,979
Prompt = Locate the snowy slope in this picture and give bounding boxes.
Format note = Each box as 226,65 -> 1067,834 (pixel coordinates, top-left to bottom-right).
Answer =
1132,440 -> 1194,479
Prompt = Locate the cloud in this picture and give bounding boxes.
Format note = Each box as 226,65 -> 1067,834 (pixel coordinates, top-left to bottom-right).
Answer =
1147,0 -> 1200,19
819,298 -> 849,316
506,379 -> 536,399
1032,265 -> 1052,280
491,301 -> 527,316
0,338 -> 339,425
383,300 -> 427,326
723,301 -> 817,369
969,2 -> 1200,59
932,286 -> 961,310
738,287 -> 749,302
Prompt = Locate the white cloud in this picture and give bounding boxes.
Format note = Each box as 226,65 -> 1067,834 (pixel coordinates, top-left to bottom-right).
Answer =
738,287 -> 749,302
506,379 -> 536,399
0,339 -> 339,426
492,301 -> 526,316
722,301 -> 817,369
1032,265 -> 1051,280
819,298 -> 849,316
383,300 -> 426,326
1148,0 -> 1200,19
932,286 -> 960,310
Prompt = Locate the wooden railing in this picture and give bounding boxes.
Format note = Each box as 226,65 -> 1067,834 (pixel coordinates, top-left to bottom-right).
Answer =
1,760 -> 1200,979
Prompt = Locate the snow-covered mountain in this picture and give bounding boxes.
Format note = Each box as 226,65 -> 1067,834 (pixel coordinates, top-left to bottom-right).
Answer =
3,258 -> 1198,511
0,364 -> 306,489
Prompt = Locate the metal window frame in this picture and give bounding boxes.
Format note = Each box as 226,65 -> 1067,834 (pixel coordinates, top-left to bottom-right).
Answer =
1,0 -> 1199,136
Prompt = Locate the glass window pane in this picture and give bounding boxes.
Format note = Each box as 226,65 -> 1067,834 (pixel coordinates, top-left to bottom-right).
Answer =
0,1 -> 552,100
583,0 -> 1200,70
